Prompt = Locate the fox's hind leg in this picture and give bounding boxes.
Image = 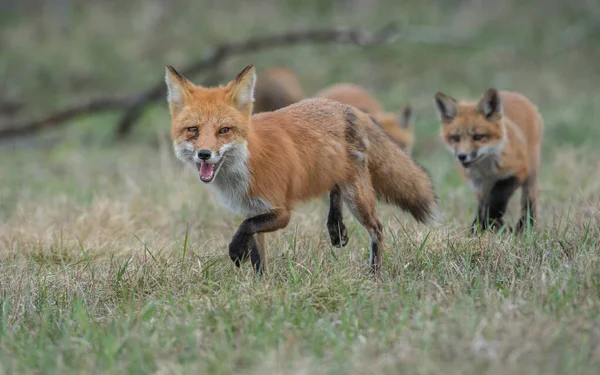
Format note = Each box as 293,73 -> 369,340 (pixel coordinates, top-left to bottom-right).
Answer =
327,184 -> 349,247
339,175 -> 384,275
516,174 -> 537,233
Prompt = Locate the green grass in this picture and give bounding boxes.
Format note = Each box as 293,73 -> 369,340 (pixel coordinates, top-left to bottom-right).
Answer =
1,0 -> 600,373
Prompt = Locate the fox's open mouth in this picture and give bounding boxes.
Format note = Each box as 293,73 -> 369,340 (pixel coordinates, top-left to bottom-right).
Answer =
197,158 -> 225,183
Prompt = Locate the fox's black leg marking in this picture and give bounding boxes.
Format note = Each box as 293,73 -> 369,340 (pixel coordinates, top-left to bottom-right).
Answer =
469,196 -> 486,236
228,209 -> 290,273
483,176 -> 520,232
327,185 -> 348,247
516,202 -> 535,233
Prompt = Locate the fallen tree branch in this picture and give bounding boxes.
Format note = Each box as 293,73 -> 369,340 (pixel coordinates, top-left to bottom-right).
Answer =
0,23 -> 470,141
113,23 -> 404,139
0,97 -> 132,139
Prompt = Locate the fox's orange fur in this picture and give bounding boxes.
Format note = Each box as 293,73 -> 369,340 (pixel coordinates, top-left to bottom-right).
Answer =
253,66 -> 305,113
316,83 -> 414,155
435,88 -> 544,234
165,65 -> 439,275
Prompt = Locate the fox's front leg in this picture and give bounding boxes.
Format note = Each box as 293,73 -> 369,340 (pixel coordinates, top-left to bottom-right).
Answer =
229,208 -> 291,273
471,177 -> 519,235
327,185 -> 349,247
469,193 -> 486,236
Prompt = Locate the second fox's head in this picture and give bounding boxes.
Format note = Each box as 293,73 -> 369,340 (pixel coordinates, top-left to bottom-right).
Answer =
165,65 -> 256,183
434,88 -> 507,169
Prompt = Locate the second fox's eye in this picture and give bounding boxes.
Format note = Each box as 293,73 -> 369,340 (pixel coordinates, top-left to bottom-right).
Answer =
187,127 -> 199,136
450,135 -> 460,143
473,134 -> 486,141
218,127 -> 230,134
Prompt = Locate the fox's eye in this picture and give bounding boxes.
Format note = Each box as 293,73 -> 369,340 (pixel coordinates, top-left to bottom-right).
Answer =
473,134 -> 485,141
450,135 -> 460,143
218,127 -> 230,134
186,127 -> 199,136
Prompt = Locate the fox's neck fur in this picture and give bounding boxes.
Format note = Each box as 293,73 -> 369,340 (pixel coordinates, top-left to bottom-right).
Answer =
465,117 -> 525,194
205,125 -> 272,217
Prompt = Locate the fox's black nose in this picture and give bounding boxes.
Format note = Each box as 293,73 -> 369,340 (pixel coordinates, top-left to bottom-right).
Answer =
457,153 -> 467,162
197,149 -> 212,161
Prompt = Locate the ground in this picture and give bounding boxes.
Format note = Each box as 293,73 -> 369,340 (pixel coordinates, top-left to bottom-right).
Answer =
0,0 -> 599,374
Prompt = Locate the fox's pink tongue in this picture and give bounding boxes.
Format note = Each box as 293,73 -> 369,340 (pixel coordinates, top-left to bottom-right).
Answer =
199,162 -> 216,180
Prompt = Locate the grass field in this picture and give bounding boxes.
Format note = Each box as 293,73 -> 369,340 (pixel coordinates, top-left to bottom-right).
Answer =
1,0 -> 600,374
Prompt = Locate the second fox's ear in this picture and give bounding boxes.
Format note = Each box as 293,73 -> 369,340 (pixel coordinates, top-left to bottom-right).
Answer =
165,65 -> 193,113
477,88 -> 503,121
229,65 -> 256,114
434,92 -> 458,123
398,105 -> 413,129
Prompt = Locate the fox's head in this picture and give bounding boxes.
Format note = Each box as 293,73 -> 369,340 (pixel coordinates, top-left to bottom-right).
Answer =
434,88 -> 506,168
165,64 -> 256,183
372,105 -> 414,153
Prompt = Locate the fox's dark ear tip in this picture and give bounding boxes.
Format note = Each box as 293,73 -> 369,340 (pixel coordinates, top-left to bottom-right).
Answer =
235,64 -> 256,82
166,65 -> 179,75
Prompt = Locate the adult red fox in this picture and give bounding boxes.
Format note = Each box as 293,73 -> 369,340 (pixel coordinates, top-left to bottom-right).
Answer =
165,64 -> 439,274
316,83 -> 414,155
434,88 -> 544,234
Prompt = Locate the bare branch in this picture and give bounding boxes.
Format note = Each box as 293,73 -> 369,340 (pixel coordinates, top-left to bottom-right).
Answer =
113,24 -> 408,139
0,24 -> 469,141
0,97 -> 132,139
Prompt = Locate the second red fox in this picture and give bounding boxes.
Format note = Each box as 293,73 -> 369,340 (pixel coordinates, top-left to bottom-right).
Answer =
253,66 -> 415,155
315,83 -> 415,155
435,88 -> 544,234
165,64 -> 440,275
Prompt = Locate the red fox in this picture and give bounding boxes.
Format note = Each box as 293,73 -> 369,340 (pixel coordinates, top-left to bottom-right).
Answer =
165,64 -> 439,274
316,83 -> 414,155
253,66 -> 305,114
434,88 -> 544,234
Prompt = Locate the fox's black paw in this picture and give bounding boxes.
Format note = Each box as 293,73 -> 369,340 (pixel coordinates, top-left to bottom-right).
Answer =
228,235 -> 251,267
328,223 -> 349,247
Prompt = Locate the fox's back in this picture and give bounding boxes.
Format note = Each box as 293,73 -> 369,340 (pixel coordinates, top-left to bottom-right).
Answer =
249,98 -> 369,202
500,90 -> 544,150
250,98 -> 359,160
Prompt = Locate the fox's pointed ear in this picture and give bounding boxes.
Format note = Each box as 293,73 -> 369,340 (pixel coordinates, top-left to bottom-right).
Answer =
434,92 -> 458,123
229,65 -> 256,114
165,65 -> 193,113
477,88 -> 503,121
398,105 -> 413,129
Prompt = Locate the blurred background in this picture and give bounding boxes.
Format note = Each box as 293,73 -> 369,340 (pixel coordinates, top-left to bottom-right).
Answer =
0,0 -> 599,223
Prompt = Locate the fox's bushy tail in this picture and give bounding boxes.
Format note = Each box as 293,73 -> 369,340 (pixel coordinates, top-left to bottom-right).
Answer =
362,113 -> 441,225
